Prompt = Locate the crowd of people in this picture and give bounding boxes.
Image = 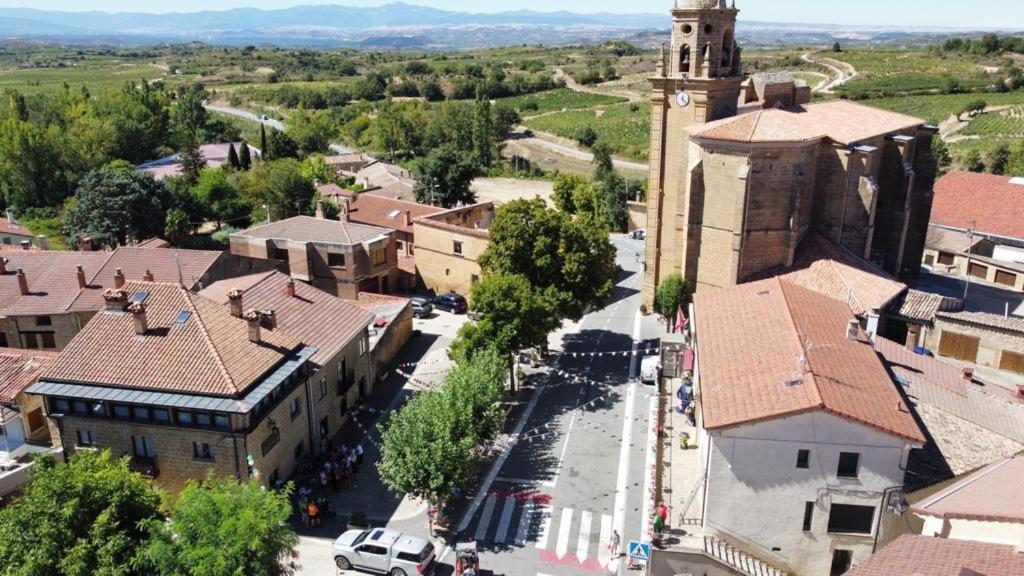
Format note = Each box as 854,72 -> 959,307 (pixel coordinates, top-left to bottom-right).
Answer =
294,441 -> 366,528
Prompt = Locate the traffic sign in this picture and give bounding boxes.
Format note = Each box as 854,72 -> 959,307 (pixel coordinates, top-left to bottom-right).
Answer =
628,540 -> 651,562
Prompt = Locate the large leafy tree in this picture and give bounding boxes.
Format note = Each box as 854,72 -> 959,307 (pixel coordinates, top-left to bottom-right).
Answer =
63,166 -> 174,248
287,110 -> 337,157
413,143 -> 477,208
0,118 -> 68,209
552,173 -> 586,213
194,168 -> 248,229
136,477 -> 298,576
480,198 -> 616,321
0,450 -> 161,576
241,158 -> 315,221
653,273 -> 693,330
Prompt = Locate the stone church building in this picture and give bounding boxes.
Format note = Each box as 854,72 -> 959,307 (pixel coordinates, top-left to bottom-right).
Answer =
642,0 -> 939,305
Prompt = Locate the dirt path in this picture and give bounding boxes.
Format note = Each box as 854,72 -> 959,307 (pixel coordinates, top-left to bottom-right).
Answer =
801,53 -> 857,93
504,131 -> 649,180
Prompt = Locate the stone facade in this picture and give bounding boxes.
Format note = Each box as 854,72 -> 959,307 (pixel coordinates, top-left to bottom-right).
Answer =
413,203 -> 494,299
642,1 -> 937,304
923,314 -> 1024,372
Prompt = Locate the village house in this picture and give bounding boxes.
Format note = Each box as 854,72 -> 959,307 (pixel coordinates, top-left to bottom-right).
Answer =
136,142 -> 260,180
923,310 -> 1024,374
0,209 -> 36,248
0,246 -> 276,351
27,281 -> 322,494
924,171 -> 1024,292
690,276 -> 926,576
412,202 -> 494,299
229,215 -> 399,299
0,348 -> 58,500
198,271 -> 374,451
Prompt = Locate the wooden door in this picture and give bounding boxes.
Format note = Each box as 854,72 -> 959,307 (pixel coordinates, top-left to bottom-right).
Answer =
994,270 -> 1017,287
1000,351 -> 1024,374
939,331 -> 980,363
968,262 -> 988,279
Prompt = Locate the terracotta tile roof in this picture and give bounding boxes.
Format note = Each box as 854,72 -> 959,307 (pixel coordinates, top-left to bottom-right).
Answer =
925,224 -> 986,254
138,142 -> 259,180
912,456 -> 1024,523
694,277 -> 925,442
0,251 -> 112,316
932,171 -> 1024,241
198,271 -> 373,366
0,214 -> 33,239
236,216 -> 391,246
345,195 -> 444,234
316,183 -> 350,200
885,289 -> 960,323
413,202 -> 494,240
750,233 -> 906,316
0,348 -> 58,404
397,254 -> 416,276
936,310 -> 1024,334
692,99 -> 925,145
136,237 -> 170,249
42,281 -> 302,397
875,337 -> 1024,490
68,247 -> 225,312
846,534 -> 1024,576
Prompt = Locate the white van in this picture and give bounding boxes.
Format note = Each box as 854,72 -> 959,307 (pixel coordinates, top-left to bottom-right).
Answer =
640,356 -> 661,384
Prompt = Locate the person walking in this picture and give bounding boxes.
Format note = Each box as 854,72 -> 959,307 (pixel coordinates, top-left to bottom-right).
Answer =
608,529 -> 621,558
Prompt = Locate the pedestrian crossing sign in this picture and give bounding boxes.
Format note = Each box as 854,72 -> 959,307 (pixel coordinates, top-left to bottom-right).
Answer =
628,540 -> 651,562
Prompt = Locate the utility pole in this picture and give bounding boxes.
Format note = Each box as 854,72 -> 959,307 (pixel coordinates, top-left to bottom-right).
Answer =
962,220 -> 976,303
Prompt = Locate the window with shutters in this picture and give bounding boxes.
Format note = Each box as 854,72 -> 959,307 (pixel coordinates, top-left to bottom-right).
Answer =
937,251 -> 955,266
938,331 -> 980,363
994,270 -> 1017,287
1000,350 -> 1024,374
967,262 -> 988,279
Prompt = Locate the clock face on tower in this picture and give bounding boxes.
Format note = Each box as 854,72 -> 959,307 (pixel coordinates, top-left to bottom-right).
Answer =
675,90 -> 691,108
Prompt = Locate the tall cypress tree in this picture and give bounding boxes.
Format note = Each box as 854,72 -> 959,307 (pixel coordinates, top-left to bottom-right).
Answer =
227,143 -> 240,169
259,124 -> 268,159
238,141 -> 252,170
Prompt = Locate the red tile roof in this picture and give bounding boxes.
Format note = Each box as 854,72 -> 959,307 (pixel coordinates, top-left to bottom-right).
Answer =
845,534 -> 1024,576
912,456 -> 1024,523
199,271 -> 373,366
750,233 -> 907,316
694,277 -> 925,442
0,215 -> 33,239
43,281 -> 302,397
692,100 -> 925,145
0,348 -> 58,403
0,251 -> 112,316
345,195 -> 444,235
236,215 -> 392,246
932,171 -> 1024,241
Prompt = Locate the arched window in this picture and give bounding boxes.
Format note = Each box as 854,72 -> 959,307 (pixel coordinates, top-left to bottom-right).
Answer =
680,44 -> 691,74
722,29 -> 734,69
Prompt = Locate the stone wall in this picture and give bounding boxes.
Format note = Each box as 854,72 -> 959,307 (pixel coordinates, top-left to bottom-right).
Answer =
626,201 -> 647,233
924,317 -> 1024,370
413,223 -> 487,299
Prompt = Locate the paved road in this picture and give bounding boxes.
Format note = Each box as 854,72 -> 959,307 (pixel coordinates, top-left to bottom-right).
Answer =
453,234 -> 656,576
205,104 -> 286,131
801,53 -> 857,94
918,268 -> 1024,316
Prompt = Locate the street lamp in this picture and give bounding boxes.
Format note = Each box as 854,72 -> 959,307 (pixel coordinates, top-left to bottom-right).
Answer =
262,204 -> 270,223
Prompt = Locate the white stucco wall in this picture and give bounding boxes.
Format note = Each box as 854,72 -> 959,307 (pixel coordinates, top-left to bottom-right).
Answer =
702,410 -> 915,576
920,515 -> 1024,546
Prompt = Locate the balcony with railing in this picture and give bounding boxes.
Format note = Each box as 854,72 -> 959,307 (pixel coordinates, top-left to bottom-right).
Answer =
128,455 -> 159,479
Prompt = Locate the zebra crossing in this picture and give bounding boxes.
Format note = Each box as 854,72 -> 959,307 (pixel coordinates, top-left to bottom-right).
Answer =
469,492 -> 614,570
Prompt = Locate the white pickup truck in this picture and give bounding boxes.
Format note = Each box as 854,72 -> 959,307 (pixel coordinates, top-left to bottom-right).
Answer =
640,356 -> 662,384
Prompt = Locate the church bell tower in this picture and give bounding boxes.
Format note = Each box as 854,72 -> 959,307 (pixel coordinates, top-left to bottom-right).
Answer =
642,0 -> 746,307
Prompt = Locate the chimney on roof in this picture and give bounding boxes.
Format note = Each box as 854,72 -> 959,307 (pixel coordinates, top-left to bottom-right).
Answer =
37,235 -> 48,251
77,236 -> 93,252
340,199 -> 351,222
243,308 -> 262,344
315,201 -> 326,220
16,268 -> 28,295
114,268 -> 125,289
260,309 -> 277,330
846,318 -> 860,341
102,288 -> 128,312
76,265 -> 87,289
143,269 -> 154,282
19,240 -> 30,250
127,302 -> 148,335
227,289 -> 244,318
5,208 -> 13,225
402,211 -> 411,227
285,280 -> 296,298
0,257 -> 7,275
865,309 -> 880,343
962,366 -> 974,383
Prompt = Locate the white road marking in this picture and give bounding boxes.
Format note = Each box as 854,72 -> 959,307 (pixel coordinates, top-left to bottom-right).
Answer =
474,494 -> 497,541
576,509 -> 593,562
456,384 -> 545,533
612,310 -> 642,563
495,496 -> 516,543
642,395 -> 658,540
535,504 -> 553,550
515,499 -> 535,547
598,513 -> 613,568
555,508 -> 574,559
548,406 -> 577,488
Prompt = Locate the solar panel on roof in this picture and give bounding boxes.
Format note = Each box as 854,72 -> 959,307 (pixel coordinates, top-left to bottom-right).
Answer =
129,292 -> 149,304
173,311 -> 192,325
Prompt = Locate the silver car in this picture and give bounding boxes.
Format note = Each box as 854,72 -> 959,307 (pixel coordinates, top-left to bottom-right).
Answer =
332,528 -> 435,575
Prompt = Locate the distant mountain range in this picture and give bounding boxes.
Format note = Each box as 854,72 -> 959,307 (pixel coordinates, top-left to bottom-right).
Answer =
0,3 -> 1020,49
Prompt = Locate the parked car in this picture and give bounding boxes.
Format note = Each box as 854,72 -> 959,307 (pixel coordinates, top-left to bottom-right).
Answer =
410,297 -> 433,319
432,292 -> 468,314
640,355 -> 662,385
630,229 -> 646,240
333,528 -> 435,575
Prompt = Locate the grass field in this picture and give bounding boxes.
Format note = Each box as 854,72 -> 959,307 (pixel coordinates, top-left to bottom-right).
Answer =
525,102 -> 650,161
0,62 -> 177,95
499,88 -> 626,114
866,92 -> 1024,124
208,112 -> 266,145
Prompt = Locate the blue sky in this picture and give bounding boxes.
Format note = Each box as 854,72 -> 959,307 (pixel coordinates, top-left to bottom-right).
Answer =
0,0 -> 1021,29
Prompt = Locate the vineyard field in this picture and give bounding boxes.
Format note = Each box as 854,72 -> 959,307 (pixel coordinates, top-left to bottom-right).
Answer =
525,102 -> 651,161
499,88 -> 626,114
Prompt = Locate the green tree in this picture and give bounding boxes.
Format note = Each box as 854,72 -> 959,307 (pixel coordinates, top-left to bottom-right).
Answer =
964,149 -> 985,172
575,126 -> 598,148
195,168 -> 248,229
0,450 -> 160,576
1007,141 -> 1024,177
265,129 -> 299,161
594,171 -> 629,232
552,173 -> 587,213
987,143 -> 1011,175
832,42 -> 843,52
653,273 -> 693,331
239,141 -> 253,170
164,208 -> 192,246
241,158 -> 315,221
259,123 -> 268,158
472,95 -> 495,167
227,143 -> 240,169
288,110 -> 337,156
0,118 -> 68,209
591,140 -> 614,177
171,86 -> 209,148
957,99 -> 986,120
136,477 -> 298,576
480,198 -> 616,321
931,136 -> 952,173
413,143 -> 478,208
372,101 -> 412,160
420,77 -> 445,102
63,167 -> 174,248
300,154 -> 335,185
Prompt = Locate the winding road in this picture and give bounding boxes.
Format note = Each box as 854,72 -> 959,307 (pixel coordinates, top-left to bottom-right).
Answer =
801,53 -> 858,93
